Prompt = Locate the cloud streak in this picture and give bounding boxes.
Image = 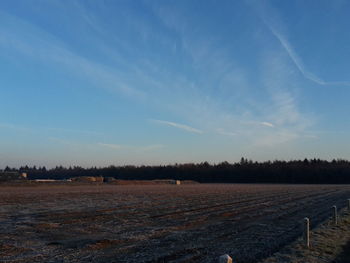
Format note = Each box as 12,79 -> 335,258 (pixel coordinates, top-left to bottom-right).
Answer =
258,6 -> 350,87
151,119 -> 203,134
243,121 -> 275,128
97,143 -> 122,150
0,122 -> 103,137
97,142 -> 164,152
269,27 -> 350,86
0,10 -> 146,99
260,121 -> 274,128
47,127 -> 103,136
216,128 -> 237,137
136,144 -> 164,152
0,122 -> 34,133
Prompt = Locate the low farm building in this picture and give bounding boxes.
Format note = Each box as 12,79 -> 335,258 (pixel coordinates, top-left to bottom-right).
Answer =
0,172 -> 27,181
151,179 -> 181,185
71,176 -> 104,183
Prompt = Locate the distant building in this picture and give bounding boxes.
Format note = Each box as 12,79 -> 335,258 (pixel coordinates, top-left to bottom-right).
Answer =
170,180 -> 181,185
0,171 -> 27,181
70,176 -> 104,183
34,179 -> 57,182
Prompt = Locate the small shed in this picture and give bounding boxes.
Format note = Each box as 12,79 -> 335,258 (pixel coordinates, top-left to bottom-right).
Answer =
170,180 -> 181,185
71,176 -> 104,183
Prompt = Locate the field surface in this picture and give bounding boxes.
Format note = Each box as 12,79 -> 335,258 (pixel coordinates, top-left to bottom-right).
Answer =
1,184 -> 350,263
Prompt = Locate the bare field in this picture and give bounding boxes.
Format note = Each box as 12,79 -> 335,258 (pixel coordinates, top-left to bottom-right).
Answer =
1,184 -> 350,263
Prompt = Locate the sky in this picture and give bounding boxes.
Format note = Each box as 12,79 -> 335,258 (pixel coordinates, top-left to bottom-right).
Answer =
1,0 -> 350,168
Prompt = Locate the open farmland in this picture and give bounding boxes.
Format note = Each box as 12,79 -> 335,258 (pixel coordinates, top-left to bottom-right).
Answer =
1,184 -> 350,263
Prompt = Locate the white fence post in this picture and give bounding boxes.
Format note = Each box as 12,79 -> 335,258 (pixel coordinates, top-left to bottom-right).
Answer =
304,217 -> 310,248
219,254 -> 232,263
333,205 -> 337,225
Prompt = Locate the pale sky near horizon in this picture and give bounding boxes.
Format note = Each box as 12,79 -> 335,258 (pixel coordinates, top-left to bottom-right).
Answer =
1,0 -> 350,168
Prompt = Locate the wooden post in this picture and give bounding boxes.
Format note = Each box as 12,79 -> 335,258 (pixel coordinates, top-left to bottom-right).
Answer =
333,205 -> 337,225
304,217 -> 310,248
219,254 -> 232,263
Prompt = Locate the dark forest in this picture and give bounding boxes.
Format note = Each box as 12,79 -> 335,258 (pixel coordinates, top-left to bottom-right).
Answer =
4,158 -> 350,184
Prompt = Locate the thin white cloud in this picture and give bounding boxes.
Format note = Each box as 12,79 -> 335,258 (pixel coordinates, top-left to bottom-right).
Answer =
0,1 -> 323,164
47,127 -> 103,136
48,137 -> 77,146
268,27 -> 347,86
244,121 -> 275,128
151,119 -> 203,134
0,10 -> 146,99
260,121 -> 274,128
136,144 -> 164,152
0,122 -> 103,137
303,134 -> 318,139
253,131 -> 299,147
268,85 -> 306,127
98,142 -> 165,153
97,143 -> 122,150
256,5 -> 350,87
0,123 -> 16,129
255,32 -> 316,147
0,122 -> 34,133
217,128 -> 237,137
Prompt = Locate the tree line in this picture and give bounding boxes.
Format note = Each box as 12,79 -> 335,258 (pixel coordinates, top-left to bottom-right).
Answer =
3,158 -> 350,184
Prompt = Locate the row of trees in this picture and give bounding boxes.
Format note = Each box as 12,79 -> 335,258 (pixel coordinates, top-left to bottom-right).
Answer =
3,158 -> 350,184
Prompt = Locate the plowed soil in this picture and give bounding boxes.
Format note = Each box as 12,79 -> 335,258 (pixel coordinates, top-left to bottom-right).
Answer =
0,184 -> 350,263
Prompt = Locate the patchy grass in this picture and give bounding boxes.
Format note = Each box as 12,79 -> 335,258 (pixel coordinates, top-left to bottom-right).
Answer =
335,240 -> 350,263
261,211 -> 350,263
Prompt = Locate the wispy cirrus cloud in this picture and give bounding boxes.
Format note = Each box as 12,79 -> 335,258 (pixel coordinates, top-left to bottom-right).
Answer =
97,142 -> 164,152
243,121 -> 275,128
267,25 -> 350,86
0,122 -> 36,134
260,121 -> 274,128
0,122 -> 103,137
255,48 -> 315,147
47,127 -> 103,136
0,123 -> 18,129
0,1 -> 326,165
252,2 -> 350,87
136,144 -> 164,152
97,143 -> 122,150
216,128 -> 237,137
48,137 -> 79,146
0,10 -> 146,99
151,119 -> 203,134
253,130 -> 299,147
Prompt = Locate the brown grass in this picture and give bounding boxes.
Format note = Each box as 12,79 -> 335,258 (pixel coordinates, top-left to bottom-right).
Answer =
262,211 -> 350,263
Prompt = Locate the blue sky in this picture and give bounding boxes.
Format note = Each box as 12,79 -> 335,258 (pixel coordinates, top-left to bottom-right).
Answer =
1,0 -> 350,168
